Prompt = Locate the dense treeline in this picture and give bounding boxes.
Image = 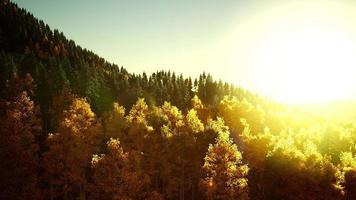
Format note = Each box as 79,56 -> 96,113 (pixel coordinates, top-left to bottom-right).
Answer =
2,74 -> 356,200
0,74 -> 249,199
2,1 -> 356,200
0,0 -> 264,134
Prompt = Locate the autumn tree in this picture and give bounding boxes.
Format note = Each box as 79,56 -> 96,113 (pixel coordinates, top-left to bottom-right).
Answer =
147,101 -> 205,199
263,140 -> 343,200
157,101 -> 185,199
180,108 -> 206,199
339,152 -> 356,200
102,102 -> 126,141
124,98 -> 153,151
344,170 -> 356,200
218,96 -> 265,136
90,138 -> 162,200
200,118 -> 249,200
110,98 -> 162,198
239,120 -> 273,199
48,86 -> 76,130
191,95 -> 212,124
0,74 -> 42,200
43,98 -> 102,200
185,109 -> 204,136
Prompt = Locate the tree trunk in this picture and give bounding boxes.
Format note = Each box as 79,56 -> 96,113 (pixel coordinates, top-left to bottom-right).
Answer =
79,181 -> 86,200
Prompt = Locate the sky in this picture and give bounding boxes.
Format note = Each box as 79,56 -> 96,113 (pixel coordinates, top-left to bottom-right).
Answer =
11,0 -> 356,103
12,0 -> 250,77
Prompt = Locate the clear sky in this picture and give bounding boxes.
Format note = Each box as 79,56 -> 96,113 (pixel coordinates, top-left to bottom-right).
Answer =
11,0 -> 356,103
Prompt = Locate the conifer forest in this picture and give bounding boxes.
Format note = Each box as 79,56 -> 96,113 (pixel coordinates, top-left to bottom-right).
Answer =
2,1 -> 356,200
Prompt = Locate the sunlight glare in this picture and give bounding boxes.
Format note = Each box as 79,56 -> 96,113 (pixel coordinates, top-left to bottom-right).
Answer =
230,1 -> 356,104
254,26 -> 356,103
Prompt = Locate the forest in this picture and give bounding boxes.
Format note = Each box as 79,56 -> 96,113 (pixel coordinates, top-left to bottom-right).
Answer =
1,0 -> 356,200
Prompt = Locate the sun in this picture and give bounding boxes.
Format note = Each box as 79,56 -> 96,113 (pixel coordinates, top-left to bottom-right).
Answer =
253,25 -> 356,104
229,1 -> 356,104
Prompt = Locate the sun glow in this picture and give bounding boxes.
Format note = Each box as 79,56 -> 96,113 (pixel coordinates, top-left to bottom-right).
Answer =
229,1 -> 356,104
253,25 -> 356,103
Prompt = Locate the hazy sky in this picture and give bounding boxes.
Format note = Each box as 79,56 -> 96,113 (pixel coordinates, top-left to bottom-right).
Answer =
12,0 -> 251,78
12,0 -> 356,103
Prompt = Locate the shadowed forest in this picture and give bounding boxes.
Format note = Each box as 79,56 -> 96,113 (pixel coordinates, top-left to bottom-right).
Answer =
2,1 -> 356,200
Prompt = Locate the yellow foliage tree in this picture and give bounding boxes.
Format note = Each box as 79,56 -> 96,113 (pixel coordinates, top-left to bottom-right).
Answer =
90,138 -> 162,200
200,118 -> 249,200
339,152 -> 356,200
102,102 -> 126,140
218,96 -> 265,136
263,141 -> 343,200
43,98 -> 102,200
191,95 -> 211,123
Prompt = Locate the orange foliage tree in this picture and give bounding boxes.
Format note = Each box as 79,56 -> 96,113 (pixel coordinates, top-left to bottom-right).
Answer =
90,138 -> 162,200
0,74 -> 42,199
43,98 -> 102,200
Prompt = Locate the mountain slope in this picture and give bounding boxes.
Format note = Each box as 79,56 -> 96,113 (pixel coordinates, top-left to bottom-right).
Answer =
0,0 -> 265,132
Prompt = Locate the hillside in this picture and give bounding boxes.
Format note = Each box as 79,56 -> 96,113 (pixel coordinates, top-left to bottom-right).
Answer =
1,1 -> 356,200
0,0 -> 266,132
